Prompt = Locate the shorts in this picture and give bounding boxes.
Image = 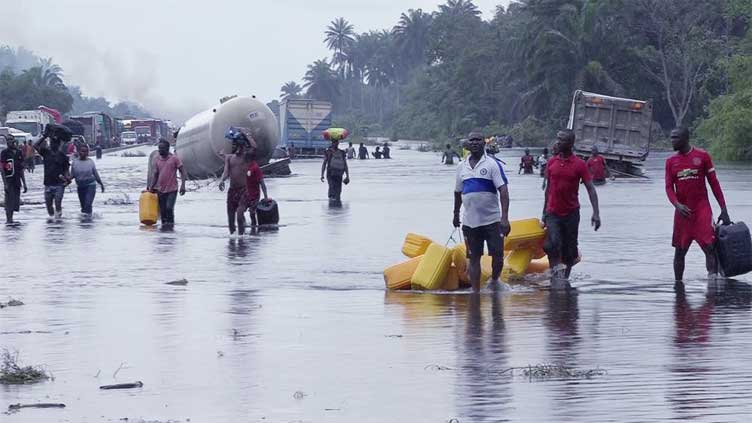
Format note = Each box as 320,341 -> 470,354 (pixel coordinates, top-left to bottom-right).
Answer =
544,209 -> 580,266
672,204 -> 714,249
462,222 -> 504,259
44,185 -> 65,203
227,187 -> 247,211
4,182 -> 21,212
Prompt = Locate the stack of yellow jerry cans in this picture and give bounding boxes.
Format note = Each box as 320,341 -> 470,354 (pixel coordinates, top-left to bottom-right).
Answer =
383,218 -> 549,291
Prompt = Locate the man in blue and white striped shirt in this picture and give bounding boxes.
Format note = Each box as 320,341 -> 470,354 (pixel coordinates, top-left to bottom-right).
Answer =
453,132 -> 510,292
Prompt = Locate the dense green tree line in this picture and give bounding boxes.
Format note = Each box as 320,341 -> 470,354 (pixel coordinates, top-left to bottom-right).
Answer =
287,0 -> 752,159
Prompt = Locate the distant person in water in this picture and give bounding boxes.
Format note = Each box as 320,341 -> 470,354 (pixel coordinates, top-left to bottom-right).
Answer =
358,142 -> 369,160
519,148 -> 535,174
24,140 -> 35,173
538,147 -> 549,177
70,144 -> 105,217
587,146 -> 611,185
1,136 -> 27,224
321,138 -> 350,202
95,142 -> 103,159
346,141 -> 356,160
453,131 -> 510,292
382,142 -> 391,159
219,138 -> 251,235
373,146 -> 382,159
543,130 -> 600,290
541,142 -> 559,191
149,139 -> 186,227
665,127 -> 730,286
442,143 -> 460,165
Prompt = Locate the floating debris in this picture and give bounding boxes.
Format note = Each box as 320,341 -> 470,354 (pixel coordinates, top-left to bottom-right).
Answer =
384,334 -> 403,338
0,350 -> 50,384
293,390 -> 307,399
166,279 -> 188,286
0,298 -> 24,309
424,364 -> 453,371
498,364 -> 606,380
8,403 -> 65,411
100,381 -> 144,390
104,194 -> 133,205
121,150 -> 147,157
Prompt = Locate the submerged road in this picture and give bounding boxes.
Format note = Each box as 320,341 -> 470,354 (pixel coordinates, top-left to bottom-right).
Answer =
1,146 -> 752,422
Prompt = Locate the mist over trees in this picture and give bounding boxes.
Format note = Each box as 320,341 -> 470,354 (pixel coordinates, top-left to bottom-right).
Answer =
288,0 -> 752,160
0,45 -> 151,120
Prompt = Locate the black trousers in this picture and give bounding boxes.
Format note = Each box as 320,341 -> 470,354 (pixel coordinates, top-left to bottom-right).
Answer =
543,209 -> 580,266
158,191 -> 178,224
327,172 -> 343,201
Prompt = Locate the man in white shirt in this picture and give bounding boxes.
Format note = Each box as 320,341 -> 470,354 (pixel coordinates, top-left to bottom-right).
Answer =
453,132 -> 511,292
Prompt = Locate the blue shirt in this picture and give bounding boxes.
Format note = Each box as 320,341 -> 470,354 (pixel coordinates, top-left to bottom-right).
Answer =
455,154 -> 508,228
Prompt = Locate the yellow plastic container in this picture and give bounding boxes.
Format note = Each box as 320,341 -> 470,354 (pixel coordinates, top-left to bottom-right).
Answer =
384,255 -> 423,290
504,218 -> 546,251
411,243 -> 453,290
527,256 -> 550,274
402,233 -> 434,258
442,266 -> 460,291
139,191 -> 159,225
502,249 -> 535,282
452,244 -> 468,281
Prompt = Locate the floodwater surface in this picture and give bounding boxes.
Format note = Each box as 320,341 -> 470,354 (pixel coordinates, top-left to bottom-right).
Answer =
2,147 -> 752,422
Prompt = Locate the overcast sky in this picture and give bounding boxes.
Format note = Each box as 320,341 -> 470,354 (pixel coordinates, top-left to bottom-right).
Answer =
1,0 -> 511,122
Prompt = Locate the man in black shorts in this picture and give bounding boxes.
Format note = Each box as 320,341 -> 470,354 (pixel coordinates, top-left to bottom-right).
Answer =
453,132 -> 511,292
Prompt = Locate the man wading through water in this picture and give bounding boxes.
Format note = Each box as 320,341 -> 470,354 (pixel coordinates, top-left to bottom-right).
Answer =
543,129 -> 601,290
1,135 -> 28,224
321,138 -> 350,202
665,128 -> 730,287
35,124 -> 72,220
219,132 -> 254,235
150,139 -> 186,228
453,132 -> 510,292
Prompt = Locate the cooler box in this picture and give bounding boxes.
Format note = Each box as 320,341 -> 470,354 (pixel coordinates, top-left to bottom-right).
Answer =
139,191 -> 159,226
402,233 -> 433,258
717,222 -> 752,277
411,243 -> 453,290
384,256 -> 423,290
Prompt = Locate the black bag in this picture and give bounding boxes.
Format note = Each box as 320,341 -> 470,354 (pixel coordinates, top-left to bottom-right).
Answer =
716,222 -> 752,277
256,199 -> 279,225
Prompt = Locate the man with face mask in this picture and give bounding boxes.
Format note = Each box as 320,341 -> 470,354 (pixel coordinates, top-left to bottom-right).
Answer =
665,127 -> 730,285
1,136 -> 28,224
453,131 -> 511,292
543,129 -> 601,289
149,138 -> 186,227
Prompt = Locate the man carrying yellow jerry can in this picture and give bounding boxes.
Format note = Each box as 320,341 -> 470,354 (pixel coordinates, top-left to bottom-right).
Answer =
453,131 -> 511,292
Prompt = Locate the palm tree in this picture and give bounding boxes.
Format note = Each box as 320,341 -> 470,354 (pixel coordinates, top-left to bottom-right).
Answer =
438,0 -> 481,18
280,81 -> 303,101
324,17 -> 356,72
392,9 -> 433,70
303,59 -> 340,101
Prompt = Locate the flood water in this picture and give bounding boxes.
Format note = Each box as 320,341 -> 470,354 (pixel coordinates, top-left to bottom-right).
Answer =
2,146 -> 752,422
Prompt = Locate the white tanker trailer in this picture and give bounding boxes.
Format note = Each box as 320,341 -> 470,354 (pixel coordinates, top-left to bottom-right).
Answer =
174,96 -> 280,180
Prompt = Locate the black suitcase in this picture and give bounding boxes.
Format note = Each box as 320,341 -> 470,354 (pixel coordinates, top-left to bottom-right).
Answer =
256,199 -> 279,225
716,222 -> 752,277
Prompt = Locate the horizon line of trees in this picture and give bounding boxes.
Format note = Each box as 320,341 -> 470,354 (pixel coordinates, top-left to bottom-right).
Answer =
281,0 -> 752,160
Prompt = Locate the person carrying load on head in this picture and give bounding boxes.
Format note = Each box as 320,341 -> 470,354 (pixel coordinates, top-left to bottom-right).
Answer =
453,131 -> 511,293
35,123 -> 72,220
665,127 -> 731,287
320,128 -> 350,202
1,135 -> 28,224
220,126 -> 256,235
542,129 -> 601,290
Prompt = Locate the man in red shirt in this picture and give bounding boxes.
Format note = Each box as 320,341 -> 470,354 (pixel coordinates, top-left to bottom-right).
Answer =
665,128 -> 730,286
543,130 -> 601,289
587,146 -> 610,185
519,149 -> 535,174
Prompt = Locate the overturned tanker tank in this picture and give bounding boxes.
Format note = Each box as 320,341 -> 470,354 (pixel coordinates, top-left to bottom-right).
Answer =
175,96 -> 280,180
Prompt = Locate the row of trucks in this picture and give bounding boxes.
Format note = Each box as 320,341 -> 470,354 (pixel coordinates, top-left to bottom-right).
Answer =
0,106 -> 173,149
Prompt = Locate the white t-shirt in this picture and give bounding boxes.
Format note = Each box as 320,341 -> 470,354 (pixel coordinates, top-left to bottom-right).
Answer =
455,154 -> 508,228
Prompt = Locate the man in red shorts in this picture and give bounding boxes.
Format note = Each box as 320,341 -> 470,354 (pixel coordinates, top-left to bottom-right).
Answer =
665,128 -> 730,286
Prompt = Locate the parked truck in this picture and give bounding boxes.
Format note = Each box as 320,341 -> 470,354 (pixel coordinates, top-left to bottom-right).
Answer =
279,99 -> 332,157
567,90 -> 653,177
130,119 -> 167,144
4,108 -> 58,141
69,112 -> 116,148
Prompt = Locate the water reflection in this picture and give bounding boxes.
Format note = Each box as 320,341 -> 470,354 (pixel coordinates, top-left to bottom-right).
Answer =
545,292 -> 580,362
